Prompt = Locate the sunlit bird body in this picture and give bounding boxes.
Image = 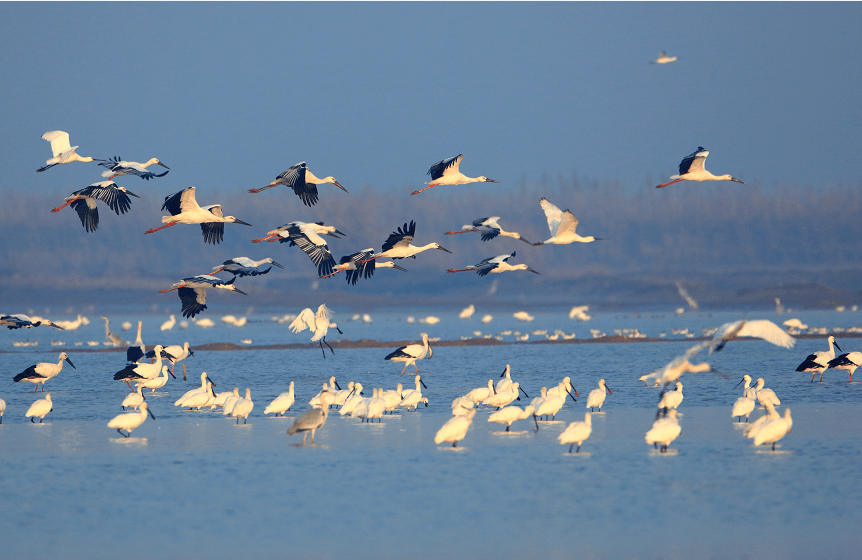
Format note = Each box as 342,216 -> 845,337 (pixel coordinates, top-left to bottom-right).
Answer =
434,407 -> 477,447
827,351 -> 862,382
398,375 -> 428,411
25,393 -> 53,423
645,408 -> 681,452
268,221 -> 345,277
709,319 -> 796,353
445,216 -> 532,245
559,412 -> 592,453
412,154 -> 499,196
320,248 -> 407,284
797,335 -> 841,382
121,385 -> 146,411
114,345 -> 165,389
731,375 -> 757,422
447,251 -> 539,276
656,147 -> 745,189
13,352 -> 76,392
586,379 -> 613,412
37,130 -> 98,172
264,381 -> 296,416
50,181 -> 140,233
482,383 -> 522,409
657,381 -> 683,411
753,408 -> 793,451
288,392 -> 334,445
139,366 -> 171,393
364,221 -> 451,263
108,401 -> 156,437
159,275 -> 246,319
230,388 -> 254,424
752,378 -> 780,408
466,379 -> 496,404
534,197 -> 604,246
385,333 -> 432,374
145,187 -> 252,244
99,156 -> 169,180
489,405 -> 537,432
651,51 -> 678,64
249,162 -> 348,207
289,304 -> 343,358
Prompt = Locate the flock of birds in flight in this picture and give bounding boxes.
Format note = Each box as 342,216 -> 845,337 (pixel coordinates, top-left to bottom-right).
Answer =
0,73 -> 842,449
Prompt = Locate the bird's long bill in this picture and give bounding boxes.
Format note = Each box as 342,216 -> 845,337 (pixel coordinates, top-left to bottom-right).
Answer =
127,190 -> 141,198
189,350 -> 195,358
333,181 -> 349,193
734,377 -> 745,389
392,263 -> 407,272
419,378 -> 428,389
270,261 -> 285,269
731,177 -> 745,184
436,245 -> 452,253
605,385 -> 613,395
234,219 -> 253,226
65,357 -> 77,369
158,162 -> 170,169
499,367 -> 507,378
234,287 -> 248,296
518,237 -> 533,245
518,386 -> 530,398
148,408 -> 157,420
330,230 -> 346,238
168,370 -> 177,380
834,341 -> 843,353
526,267 -> 540,275
334,380 -> 342,391
205,375 -> 216,387
335,326 -> 343,334
485,179 -> 500,183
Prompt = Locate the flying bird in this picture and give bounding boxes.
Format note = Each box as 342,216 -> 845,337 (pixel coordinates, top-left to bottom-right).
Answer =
709,319 -> 796,353
412,154 -> 499,195
99,156 -> 169,180
159,275 -> 247,318
534,198 -> 604,246
211,257 -> 284,277
266,221 -> 344,277
37,130 -> 99,172
144,186 -> 252,244
320,248 -> 407,284
0,314 -> 63,330
446,252 -> 539,276
362,221 -> 451,265
655,147 -> 745,189
651,51 -> 678,64
50,181 -> 140,233
248,162 -> 348,207
445,216 -> 533,245
289,304 -> 343,358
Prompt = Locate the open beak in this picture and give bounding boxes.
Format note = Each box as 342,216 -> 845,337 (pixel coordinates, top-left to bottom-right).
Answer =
271,261 -> 284,269
333,181 -> 348,193
65,357 -> 77,369
436,246 -> 452,253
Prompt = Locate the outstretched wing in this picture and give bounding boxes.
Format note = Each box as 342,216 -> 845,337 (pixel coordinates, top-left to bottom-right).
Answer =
177,287 -> 207,318
70,198 -> 99,232
289,308 -> 316,334
427,154 -> 463,181
679,147 -> 708,175
382,220 -> 416,252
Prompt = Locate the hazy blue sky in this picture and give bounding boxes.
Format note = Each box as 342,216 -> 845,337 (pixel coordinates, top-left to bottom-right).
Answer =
1,3 -> 861,311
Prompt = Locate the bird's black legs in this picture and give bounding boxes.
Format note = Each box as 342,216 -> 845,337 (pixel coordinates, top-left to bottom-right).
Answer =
323,338 -> 335,355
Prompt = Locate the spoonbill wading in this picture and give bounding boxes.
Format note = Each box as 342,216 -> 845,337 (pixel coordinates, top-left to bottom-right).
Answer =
655,147 -> 745,189
145,187 -> 252,244
249,162 -> 347,207
412,154 -> 499,196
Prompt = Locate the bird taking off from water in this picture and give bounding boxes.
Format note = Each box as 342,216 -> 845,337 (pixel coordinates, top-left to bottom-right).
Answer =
655,147 -> 745,189
411,154 -> 499,196
534,198 -> 604,246
248,162 -> 348,207
37,131 -> 99,172
99,156 -> 169,180
447,252 -> 540,276
145,187 -> 252,244
51,181 -> 140,233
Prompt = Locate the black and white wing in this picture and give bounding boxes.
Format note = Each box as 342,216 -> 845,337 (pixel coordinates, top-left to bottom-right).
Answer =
277,162 -> 319,207
382,221 -> 416,253
162,187 -> 197,216
200,204 -> 224,245
679,147 -> 708,175
177,287 -> 207,318
427,154 -> 463,181
343,249 -> 376,285
476,252 -> 514,277
78,181 -> 138,215
70,198 -> 99,232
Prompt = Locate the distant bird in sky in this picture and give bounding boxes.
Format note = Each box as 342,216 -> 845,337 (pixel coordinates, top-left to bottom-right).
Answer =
211,257 -> 284,277
411,154 -> 499,195
534,197 -> 604,246
364,221 -> 451,263
50,181 -> 139,233
289,304 -> 342,358
385,333 -> 432,374
446,251 -> 540,276
159,275 -> 247,318
267,221 -> 345,277
37,130 -> 99,172
797,335 -> 841,382
0,314 -> 63,330
320,248 -> 407,284
651,51 -> 678,64
655,147 -> 745,189
13,352 -> 76,392
248,162 -> 348,207
98,156 -> 169,180
145,186 -> 252,244
444,216 -> 533,245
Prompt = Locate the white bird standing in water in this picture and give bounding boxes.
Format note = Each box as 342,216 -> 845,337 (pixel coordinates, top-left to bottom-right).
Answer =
264,382 -> 296,416
586,379 -> 613,412
828,350 -> 862,383
25,393 -> 53,423
488,405 -> 537,432
385,333 -> 432,374
108,401 -> 156,437
559,412 -> 592,453
655,147 -> 745,189
645,408 -> 681,452
435,407 -> 477,447
533,197 -> 604,246
37,130 -> 98,172
731,375 -> 757,422
753,408 -> 793,451
797,335 -> 841,382
13,352 -> 76,392
751,378 -> 781,408
289,304 -> 343,358
121,385 -> 146,411
412,154 -> 499,196
657,381 -> 683,411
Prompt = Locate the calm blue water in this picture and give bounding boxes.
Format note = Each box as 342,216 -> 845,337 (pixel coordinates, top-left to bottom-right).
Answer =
2,308 -> 861,558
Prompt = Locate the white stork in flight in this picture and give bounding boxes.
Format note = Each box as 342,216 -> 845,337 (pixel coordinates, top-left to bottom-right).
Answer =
411,154 -> 499,195
445,216 -> 533,245
320,248 -> 407,284
159,275 -> 247,318
248,162 -> 348,207
447,252 -> 540,276
51,181 -> 140,233
656,147 -> 745,189
99,156 -> 169,180
145,186 -> 252,244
